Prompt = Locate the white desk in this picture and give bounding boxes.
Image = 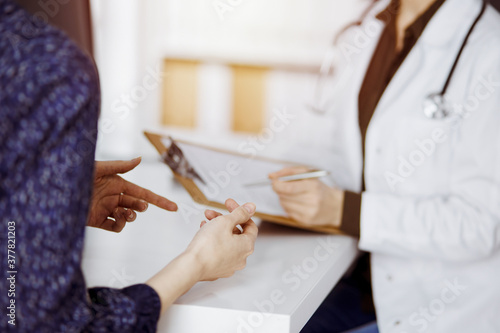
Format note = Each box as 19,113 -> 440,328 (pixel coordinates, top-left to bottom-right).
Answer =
81,161 -> 359,333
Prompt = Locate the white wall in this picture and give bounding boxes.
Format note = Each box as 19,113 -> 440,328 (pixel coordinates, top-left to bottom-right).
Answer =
158,0 -> 361,66
91,0 -> 142,159
91,0 -> 367,160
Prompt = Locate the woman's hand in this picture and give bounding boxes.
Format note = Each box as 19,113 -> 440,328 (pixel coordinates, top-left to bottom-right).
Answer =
187,199 -> 258,281
269,167 -> 344,227
87,157 -> 178,232
147,199 -> 258,312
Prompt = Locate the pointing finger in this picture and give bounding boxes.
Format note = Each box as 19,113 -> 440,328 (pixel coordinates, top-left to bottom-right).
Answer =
122,179 -> 178,211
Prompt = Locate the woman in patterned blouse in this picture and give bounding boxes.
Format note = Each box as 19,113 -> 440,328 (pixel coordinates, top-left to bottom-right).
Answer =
0,0 -> 258,331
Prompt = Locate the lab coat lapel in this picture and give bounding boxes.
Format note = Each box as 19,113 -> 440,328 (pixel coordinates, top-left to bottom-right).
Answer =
371,0 -> 482,121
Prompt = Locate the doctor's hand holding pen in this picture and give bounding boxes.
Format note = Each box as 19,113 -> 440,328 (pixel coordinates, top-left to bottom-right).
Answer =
147,198 -> 258,313
269,167 -> 344,228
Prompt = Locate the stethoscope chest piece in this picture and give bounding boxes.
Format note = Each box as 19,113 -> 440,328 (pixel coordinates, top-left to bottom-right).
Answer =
423,93 -> 449,119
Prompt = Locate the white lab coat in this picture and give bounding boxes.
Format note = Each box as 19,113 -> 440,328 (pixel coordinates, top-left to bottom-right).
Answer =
319,0 -> 500,332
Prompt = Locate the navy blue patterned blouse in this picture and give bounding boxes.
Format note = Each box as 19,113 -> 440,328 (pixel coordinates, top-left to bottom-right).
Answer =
0,0 -> 161,331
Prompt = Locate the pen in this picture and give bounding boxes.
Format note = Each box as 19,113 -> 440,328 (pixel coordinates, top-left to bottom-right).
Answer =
243,170 -> 330,187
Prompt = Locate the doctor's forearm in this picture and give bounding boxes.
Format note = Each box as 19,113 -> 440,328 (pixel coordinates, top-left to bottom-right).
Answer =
339,191 -> 362,238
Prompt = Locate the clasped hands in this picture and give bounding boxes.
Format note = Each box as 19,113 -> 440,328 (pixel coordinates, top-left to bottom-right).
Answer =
87,158 -> 258,301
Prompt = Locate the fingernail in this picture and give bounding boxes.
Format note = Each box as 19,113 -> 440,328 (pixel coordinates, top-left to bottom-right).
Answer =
132,156 -> 142,162
127,209 -> 133,217
243,203 -> 256,214
141,201 -> 148,211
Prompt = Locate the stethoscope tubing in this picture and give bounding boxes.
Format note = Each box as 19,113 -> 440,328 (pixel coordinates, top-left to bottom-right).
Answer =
439,0 -> 489,96
313,0 -> 489,118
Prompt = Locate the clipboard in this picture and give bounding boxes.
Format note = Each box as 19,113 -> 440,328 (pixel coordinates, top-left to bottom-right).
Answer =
144,131 -> 343,234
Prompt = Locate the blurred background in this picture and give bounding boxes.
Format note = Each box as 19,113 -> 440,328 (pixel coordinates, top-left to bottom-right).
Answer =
18,0 -> 366,162
89,0 -> 366,162
16,0 -> 500,163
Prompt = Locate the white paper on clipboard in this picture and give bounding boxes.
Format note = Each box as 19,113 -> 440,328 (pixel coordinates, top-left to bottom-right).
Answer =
161,138 -> 291,216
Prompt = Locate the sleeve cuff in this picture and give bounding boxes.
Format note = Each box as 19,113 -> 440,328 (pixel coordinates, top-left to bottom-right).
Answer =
339,191 -> 362,238
121,284 -> 162,330
88,284 -> 161,332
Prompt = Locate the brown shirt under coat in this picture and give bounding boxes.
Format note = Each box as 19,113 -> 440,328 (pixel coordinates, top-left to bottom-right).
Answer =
339,0 -> 446,237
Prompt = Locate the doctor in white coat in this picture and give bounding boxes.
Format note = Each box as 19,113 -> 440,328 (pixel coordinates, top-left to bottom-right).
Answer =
271,0 -> 500,332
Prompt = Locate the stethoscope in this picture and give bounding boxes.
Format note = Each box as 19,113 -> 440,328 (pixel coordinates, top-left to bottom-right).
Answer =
310,0 -> 489,120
